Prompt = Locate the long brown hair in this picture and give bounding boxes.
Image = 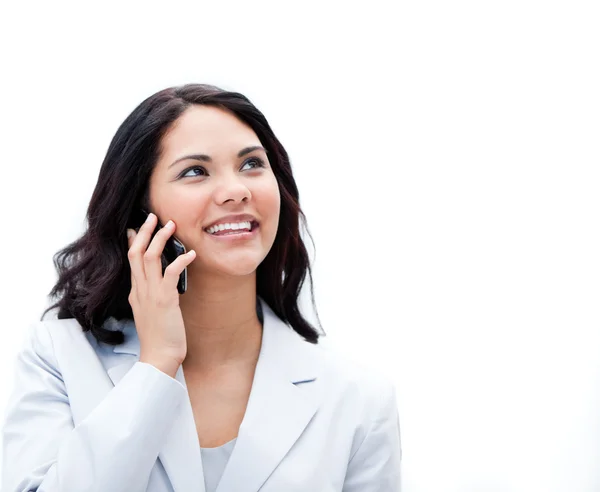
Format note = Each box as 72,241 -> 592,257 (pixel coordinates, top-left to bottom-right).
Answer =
43,84 -> 322,345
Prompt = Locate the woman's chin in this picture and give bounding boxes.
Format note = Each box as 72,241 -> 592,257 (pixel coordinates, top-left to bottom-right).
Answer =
193,257 -> 263,278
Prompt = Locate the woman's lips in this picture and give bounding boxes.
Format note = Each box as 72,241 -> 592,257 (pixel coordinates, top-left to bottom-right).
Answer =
204,223 -> 259,241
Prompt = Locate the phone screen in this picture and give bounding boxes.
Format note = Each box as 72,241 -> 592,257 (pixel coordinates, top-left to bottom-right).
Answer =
129,208 -> 188,294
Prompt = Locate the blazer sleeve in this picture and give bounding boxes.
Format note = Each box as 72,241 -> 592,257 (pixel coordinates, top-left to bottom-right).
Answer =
1,321 -> 187,492
342,379 -> 402,491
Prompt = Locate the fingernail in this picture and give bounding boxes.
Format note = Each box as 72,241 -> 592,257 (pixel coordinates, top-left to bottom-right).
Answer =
127,229 -> 134,239
145,213 -> 154,223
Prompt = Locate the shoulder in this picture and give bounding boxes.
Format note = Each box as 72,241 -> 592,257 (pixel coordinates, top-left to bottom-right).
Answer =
22,316 -> 118,362
27,317 -> 90,346
305,335 -> 398,418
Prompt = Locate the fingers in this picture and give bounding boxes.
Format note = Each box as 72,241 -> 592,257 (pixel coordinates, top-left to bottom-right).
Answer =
126,212 -> 195,295
164,249 -> 196,291
127,212 -> 157,285
127,229 -> 138,290
143,219 -> 177,281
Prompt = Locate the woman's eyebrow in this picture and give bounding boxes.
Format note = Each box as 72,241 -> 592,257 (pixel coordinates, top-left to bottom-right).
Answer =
168,145 -> 267,169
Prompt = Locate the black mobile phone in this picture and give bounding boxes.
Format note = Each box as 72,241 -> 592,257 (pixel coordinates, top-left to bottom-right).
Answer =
129,208 -> 188,294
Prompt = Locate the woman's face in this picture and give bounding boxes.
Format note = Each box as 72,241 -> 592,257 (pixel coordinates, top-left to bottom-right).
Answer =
147,105 -> 281,277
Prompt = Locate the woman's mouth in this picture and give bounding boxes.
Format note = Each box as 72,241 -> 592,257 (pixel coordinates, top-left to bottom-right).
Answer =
203,220 -> 260,240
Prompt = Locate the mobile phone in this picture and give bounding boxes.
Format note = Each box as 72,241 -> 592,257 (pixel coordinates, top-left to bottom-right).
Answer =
129,208 -> 188,294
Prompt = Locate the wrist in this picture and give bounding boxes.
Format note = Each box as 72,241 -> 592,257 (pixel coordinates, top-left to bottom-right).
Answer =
140,352 -> 183,378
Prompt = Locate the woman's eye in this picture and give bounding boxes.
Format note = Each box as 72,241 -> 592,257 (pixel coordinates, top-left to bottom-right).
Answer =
181,166 -> 207,178
179,158 -> 264,178
241,157 -> 265,171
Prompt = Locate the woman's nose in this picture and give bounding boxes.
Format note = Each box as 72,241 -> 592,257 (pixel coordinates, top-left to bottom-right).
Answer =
214,176 -> 251,204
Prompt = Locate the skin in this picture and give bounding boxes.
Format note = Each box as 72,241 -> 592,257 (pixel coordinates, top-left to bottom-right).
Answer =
147,105 -> 281,374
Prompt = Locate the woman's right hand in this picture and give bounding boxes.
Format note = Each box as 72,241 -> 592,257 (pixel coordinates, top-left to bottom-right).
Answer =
126,212 -> 196,377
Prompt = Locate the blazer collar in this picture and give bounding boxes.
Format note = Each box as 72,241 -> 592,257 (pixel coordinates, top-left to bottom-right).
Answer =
105,297 -> 322,492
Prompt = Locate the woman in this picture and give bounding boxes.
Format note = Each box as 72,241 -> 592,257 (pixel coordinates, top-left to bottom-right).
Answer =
1,84 -> 401,491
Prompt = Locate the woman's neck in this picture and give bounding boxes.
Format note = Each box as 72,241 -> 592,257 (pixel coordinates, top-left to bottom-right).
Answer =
178,272 -> 263,372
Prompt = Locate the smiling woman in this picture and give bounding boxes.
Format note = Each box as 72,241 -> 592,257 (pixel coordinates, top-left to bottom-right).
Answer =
0,84 -> 402,492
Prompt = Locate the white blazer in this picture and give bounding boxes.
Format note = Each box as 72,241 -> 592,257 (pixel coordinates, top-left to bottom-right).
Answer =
1,298 -> 401,491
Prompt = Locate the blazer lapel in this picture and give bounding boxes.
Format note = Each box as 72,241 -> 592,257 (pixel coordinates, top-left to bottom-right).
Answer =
107,319 -> 205,492
104,298 -> 322,492
216,300 -> 322,492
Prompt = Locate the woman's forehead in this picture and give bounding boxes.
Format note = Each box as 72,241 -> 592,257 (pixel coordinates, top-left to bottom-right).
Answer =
160,105 -> 261,157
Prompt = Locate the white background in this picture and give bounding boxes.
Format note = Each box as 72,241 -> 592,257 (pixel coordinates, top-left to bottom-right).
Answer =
0,1 -> 599,490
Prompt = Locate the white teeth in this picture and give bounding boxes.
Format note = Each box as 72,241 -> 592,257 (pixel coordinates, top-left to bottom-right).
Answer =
206,221 -> 252,235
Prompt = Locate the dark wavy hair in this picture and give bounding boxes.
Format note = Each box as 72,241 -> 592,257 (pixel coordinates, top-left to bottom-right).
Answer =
42,84 -> 322,345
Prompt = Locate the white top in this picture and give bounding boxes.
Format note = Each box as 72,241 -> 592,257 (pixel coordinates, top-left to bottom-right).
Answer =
0,298 -> 401,491
200,438 -> 237,492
